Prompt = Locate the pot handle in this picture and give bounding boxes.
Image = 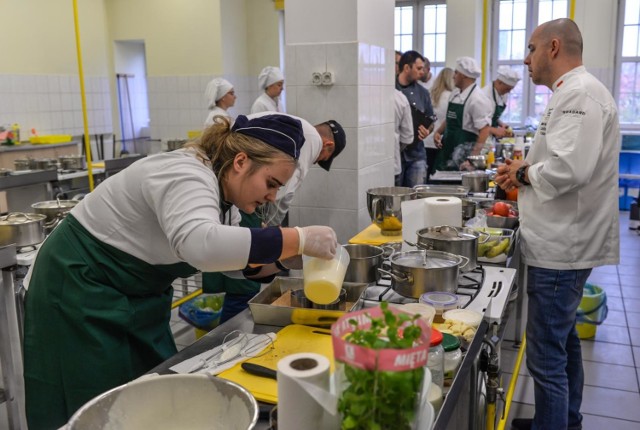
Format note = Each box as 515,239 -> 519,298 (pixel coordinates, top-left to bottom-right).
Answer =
477,230 -> 491,243
372,197 -> 384,225
6,212 -> 32,222
377,267 -> 412,284
404,239 -> 417,248
44,216 -> 62,231
456,255 -> 470,268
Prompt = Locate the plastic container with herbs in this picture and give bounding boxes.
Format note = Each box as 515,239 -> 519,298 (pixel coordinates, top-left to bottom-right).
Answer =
331,302 -> 432,430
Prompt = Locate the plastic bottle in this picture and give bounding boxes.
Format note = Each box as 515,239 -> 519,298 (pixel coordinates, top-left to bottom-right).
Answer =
12,124 -> 20,144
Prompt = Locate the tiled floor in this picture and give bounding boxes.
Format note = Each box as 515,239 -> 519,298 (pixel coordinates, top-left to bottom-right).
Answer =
501,211 -> 640,429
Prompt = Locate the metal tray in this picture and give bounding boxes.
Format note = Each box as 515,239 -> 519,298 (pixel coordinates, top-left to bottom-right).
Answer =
248,277 -> 368,327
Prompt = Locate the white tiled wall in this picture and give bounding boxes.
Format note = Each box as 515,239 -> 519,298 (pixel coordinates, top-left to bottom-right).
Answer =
146,74 -> 260,141
0,74 -> 113,137
285,41 -> 395,243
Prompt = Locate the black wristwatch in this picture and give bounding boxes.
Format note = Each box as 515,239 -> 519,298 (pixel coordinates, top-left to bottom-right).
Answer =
516,165 -> 530,185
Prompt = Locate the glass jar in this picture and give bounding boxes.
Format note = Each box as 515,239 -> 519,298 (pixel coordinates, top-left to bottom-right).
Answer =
427,328 -> 444,390
441,333 -> 462,393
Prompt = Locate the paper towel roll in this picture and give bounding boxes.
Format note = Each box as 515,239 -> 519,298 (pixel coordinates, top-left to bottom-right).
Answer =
277,353 -> 333,430
401,198 -> 427,245
424,196 -> 462,228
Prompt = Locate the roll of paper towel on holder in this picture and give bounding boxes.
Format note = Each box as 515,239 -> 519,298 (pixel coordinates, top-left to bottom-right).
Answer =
424,196 -> 462,228
277,352 -> 338,430
401,198 -> 428,246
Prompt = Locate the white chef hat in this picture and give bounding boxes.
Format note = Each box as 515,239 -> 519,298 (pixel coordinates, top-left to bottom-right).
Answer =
205,78 -> 234,109
496,66 -> 521,87
455,57 -> 481,79
258,66 -> 284,90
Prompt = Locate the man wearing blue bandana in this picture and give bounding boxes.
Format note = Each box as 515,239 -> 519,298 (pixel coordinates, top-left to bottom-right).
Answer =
22,114 -> 338,429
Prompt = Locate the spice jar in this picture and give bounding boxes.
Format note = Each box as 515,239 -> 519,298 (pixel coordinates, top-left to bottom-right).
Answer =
442,333 -> 462,393
427,328 -> 444,390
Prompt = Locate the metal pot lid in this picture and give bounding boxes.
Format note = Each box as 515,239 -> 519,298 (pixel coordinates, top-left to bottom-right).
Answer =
32,200 -> 78,209
418,225 -> 477,241
0,212 -> 47,225
391,250 -> 461,269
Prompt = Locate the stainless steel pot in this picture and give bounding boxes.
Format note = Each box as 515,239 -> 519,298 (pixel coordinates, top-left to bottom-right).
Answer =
343,244 -> 384,283
167,139 -> 187,151
59,155 -> 85,170
461,171 -> 489,193
379,249 -> 467,298
414,225 -> 489,272
461,198 -> 477,221
13,159 -> 31,171
34,158 -> 58,170
0,212 -> 46,248
366,186 -> 417,236
413,184 -> 469,199
31,199 -> 79,231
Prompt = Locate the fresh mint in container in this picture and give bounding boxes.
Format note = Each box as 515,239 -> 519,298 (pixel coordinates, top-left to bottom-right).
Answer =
331,302 -> 432,430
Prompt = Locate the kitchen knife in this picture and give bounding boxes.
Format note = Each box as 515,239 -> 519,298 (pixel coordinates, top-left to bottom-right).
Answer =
241,362 -> 278,380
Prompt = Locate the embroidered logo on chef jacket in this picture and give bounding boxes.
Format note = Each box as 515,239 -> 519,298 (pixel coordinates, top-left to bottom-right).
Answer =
538,107 -> 554,136
561,108 -> 586,118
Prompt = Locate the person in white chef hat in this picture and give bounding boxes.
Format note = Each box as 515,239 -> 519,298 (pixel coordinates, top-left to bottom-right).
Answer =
251,66 -> 285,114
204,77 -> 236,126
433,56 -> 493,170
481,65 -> 522,138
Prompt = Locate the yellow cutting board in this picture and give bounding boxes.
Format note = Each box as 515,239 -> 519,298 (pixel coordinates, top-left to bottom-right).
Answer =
349,223 -> 402,246
217,324 -> 334,404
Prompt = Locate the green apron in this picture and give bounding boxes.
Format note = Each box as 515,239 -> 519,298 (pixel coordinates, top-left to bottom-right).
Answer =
23,215 -> 197,429
434,85 -> 479,171
202,211 -> 261,296
491,87 -> 506,127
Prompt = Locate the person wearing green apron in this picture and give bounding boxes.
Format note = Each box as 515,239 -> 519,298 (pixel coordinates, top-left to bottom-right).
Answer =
433,57 -> 493,171
23,114 -> 339,429
481,66 -> 521,139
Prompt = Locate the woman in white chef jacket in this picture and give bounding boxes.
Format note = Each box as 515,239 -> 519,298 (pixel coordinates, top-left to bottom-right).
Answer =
251,66 -> 284,114
22,114 -> 338,430
204,77 -> 236,126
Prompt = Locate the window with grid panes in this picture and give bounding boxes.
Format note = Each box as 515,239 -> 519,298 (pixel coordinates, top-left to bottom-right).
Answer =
395,1 -> 447,77
617,0 -> 640,127
492,0 -> 568,127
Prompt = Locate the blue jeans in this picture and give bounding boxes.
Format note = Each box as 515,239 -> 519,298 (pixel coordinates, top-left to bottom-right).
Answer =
399,157 -> 426,187
525,266 -> 592,430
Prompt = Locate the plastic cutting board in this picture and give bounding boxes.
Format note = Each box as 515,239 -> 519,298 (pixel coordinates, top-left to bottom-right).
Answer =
217,324 -> 334,404
348,223 -> 402,246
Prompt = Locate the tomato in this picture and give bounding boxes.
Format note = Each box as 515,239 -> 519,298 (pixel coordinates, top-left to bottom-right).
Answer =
493,202 -> 510,217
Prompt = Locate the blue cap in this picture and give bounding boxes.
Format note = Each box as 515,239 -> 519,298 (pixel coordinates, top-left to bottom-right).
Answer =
232,114 -> 305,160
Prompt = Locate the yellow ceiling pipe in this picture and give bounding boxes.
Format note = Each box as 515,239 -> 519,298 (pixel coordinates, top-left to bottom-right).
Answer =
569,0 -> 576,20
481,0 -> 489,87
72,0 -> 94,192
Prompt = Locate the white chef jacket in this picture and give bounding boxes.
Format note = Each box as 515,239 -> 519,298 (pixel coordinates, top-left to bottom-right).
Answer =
251,92 -> 282,114
72,149 -> 250,272
204,106 -> 231,127
394,90 -> 414,175
447,85 -> 493,134
519,66 -> 620,270
246,111 -> 323,226
424,89 -> 451,149
481,84 -> 507,110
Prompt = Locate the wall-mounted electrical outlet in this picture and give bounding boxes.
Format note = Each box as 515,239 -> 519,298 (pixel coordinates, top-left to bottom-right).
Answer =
321,71 -> 334,85
311,72 -> 322,86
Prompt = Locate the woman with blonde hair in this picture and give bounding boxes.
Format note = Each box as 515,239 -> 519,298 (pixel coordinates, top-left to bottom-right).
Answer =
425,67 -> 455,179
23,114 -> 337,429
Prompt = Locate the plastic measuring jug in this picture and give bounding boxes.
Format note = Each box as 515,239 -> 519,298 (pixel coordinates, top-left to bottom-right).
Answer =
302,245 -> 350,305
